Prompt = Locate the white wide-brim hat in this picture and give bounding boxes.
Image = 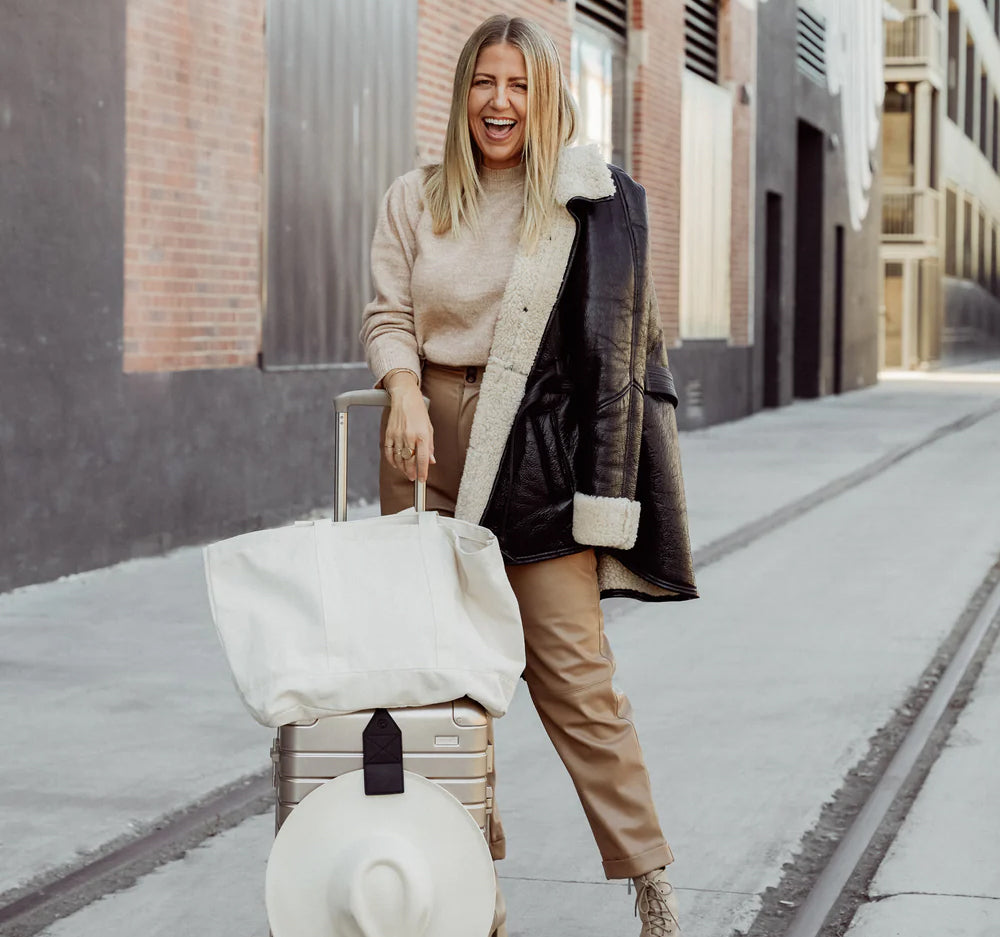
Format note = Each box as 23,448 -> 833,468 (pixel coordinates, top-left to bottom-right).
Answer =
266,770 -> 496,937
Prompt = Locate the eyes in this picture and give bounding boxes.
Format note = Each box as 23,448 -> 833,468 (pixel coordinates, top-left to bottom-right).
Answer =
473,78 -> 527,92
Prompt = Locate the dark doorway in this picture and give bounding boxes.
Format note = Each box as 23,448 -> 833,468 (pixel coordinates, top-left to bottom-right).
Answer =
764,192 -> 783,407
794,121 -> 825,398
833,225 -> 845,394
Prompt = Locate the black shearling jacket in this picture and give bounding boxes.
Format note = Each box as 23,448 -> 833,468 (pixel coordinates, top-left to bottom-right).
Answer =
452,147 -> 697,602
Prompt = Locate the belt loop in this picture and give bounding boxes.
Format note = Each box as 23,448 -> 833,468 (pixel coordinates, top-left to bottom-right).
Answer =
465,366 -> 478,384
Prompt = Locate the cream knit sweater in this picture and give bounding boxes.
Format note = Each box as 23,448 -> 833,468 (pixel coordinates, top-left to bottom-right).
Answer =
360,163 -> 526,385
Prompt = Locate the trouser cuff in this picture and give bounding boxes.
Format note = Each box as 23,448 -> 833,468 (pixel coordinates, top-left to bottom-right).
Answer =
602,842 -> 675,880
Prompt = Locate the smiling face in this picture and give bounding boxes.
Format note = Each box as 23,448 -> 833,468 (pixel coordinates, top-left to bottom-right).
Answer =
467,42 -> 528,170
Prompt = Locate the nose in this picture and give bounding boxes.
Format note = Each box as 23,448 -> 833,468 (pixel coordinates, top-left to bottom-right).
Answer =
491,83 -> 509,109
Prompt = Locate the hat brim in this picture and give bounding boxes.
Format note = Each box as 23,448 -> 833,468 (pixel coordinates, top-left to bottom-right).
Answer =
266,770 -> 496,937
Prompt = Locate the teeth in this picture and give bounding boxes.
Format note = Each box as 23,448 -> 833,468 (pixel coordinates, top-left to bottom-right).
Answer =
485,118 -> 515,127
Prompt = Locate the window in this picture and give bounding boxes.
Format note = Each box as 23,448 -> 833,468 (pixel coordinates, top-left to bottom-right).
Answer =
993,93 -> 998,172
981,72 -> 989,155
980,209 -> 987,285
992,223 -> 998,294
571,5 -> 628,169
576,0 -> 627,36
931,88 -> 939,186
964,197 -> 974,279
948,12 -> 960,122
945,188 -> 957,275
685,0 -> 719,82
796,3 -> 827,85
262,0 -> 417,368
965,39 -> 976,139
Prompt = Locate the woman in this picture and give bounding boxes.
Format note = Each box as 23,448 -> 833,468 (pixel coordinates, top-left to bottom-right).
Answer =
360,14 -> 697,937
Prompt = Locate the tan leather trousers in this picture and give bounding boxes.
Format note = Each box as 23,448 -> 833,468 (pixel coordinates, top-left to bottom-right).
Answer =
380,362 -> 674,879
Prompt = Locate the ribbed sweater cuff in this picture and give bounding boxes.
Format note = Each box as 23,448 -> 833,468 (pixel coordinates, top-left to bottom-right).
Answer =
368,342 -> 422,388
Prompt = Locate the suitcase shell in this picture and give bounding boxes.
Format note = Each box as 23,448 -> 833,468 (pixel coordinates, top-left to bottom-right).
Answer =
272,696 -> 494,836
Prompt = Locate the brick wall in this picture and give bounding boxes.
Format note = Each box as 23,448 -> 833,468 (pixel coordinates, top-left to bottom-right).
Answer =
415,0 -> 573,164
631,0 -> 685,346
720,0 -> 757,347
120,0 -> 698,370
123,0 -> 264,372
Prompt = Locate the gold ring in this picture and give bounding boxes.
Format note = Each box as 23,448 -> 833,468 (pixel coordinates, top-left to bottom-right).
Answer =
400,446 -> 415,460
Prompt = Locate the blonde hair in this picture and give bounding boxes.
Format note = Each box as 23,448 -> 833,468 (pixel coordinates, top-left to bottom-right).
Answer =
423,15 -> 578,249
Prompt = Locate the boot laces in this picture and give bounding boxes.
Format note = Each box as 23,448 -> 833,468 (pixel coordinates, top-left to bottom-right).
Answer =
633,873 -> 680,936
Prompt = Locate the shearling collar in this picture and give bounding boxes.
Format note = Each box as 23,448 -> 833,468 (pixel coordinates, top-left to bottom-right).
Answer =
552,144 -> 616,206
454,145 -> 615,528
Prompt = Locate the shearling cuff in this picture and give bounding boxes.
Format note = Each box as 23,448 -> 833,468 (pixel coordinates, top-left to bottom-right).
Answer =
572,493 -> 641,550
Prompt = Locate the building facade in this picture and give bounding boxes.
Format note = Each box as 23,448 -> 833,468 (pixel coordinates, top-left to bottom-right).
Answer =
1,0 -> 880,592
753,0 -> 884,404
881,0 -> 1000,368
667,0 -> 759,426
881,0 -> 944,368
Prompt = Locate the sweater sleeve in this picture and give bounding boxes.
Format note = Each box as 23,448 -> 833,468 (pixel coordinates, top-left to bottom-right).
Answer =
359,173 -> 423,386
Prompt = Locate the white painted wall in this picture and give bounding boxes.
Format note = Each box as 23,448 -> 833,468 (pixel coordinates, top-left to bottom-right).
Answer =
680,71 -> 733,339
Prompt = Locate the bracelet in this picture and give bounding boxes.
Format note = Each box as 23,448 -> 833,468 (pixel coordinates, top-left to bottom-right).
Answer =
381,367 -> 420,389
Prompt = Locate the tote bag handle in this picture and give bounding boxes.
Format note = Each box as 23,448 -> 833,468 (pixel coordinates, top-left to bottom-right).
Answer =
333,389 -> 431,521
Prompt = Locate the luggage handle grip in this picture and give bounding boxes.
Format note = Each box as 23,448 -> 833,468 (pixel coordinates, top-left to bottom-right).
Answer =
334,389 -> 431,522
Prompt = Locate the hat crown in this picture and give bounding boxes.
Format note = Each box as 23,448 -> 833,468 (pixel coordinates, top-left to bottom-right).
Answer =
329,833 -> 433,937
267,771 -> 496,937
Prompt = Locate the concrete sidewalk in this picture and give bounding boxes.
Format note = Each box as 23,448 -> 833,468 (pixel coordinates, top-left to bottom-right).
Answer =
845,626 -> 1000,937
3,368 -> 1000,932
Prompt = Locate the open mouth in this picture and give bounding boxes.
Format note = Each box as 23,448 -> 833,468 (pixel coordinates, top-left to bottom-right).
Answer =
483,117 -> 517,142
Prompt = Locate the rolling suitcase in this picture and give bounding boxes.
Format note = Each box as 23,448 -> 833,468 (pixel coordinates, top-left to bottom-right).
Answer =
270,389 -> 495,842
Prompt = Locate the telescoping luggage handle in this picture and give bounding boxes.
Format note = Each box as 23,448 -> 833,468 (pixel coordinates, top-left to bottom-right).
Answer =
333,389 -> 430,522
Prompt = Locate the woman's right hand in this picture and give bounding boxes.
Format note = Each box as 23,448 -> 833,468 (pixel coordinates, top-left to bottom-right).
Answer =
383,370 -> 435,483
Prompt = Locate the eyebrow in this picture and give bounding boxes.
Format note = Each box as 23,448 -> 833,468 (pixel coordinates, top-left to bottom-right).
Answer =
473,72 -> 528,81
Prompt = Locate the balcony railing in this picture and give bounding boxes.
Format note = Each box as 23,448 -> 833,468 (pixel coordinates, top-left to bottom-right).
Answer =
884,11 -> 943,72
882,187 -> 940,242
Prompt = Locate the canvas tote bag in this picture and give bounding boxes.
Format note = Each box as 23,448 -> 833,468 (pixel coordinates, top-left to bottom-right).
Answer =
204,508 -> 525,727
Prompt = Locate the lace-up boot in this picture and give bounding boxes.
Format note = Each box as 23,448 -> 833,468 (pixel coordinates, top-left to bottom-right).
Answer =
630,867 -> 681,936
